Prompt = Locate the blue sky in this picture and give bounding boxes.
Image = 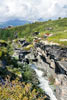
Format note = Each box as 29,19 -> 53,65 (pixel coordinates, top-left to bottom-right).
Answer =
0,0 -> 67,23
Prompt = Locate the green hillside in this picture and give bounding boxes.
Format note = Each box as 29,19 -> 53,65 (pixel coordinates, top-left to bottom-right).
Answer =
0,18 -> 67,45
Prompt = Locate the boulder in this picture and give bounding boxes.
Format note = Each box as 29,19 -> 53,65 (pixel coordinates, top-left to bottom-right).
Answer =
33,32 -> 40,36
55,61 -> 67,74
19,39 -> 26,44
22,42 -> 30,47
54,78 -> 61,85
50,59 -> 55,69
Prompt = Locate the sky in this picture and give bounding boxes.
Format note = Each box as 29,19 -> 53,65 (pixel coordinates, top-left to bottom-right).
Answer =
0,0 -> 67,23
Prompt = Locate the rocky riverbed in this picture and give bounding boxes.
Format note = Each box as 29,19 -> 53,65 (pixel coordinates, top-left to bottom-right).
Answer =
11,38 -> 67,100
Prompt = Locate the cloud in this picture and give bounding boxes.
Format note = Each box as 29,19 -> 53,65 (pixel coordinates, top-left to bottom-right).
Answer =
0,0 -> 67,22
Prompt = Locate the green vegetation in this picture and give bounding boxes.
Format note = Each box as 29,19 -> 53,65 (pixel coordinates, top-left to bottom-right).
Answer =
22,64 -> 39,85
0,78 -> 47,100
0,47 -> 8,58
0,18 -> 67,45
23,44 -> 34,51
48,32 -> 67,46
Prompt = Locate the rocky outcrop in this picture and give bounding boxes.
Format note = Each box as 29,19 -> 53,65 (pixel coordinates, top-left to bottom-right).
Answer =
33,41 -> 67,100
55,61 -> 67,75
12,39 -> 67,100
35,42 -> 67,70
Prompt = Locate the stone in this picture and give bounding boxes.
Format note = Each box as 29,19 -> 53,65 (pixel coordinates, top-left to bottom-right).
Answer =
54,78 -> 61,85
50,59 -> 55,69
22,42 -> 30,47
45,56 -> 51,64
19,39 -> 26,44
55,61 -> 67,74
55,75 -> 67,100
56,86 -> 62,100
33,32 -> 40,36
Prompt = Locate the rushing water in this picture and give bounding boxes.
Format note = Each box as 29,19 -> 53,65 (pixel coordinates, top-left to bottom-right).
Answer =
31,64 -> 57,100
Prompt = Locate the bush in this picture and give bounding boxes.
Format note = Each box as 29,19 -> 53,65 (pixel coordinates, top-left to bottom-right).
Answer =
22,64 -> 39,85
0,78 -> 47,100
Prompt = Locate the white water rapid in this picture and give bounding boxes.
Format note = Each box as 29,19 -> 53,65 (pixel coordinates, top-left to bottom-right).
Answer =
31,64 -> 57,100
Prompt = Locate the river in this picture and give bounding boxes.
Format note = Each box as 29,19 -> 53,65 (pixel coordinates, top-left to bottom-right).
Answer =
31,64 -> 57,100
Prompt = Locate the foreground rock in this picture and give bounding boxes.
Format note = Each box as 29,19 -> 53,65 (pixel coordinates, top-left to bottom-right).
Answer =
55,61 -> 67,75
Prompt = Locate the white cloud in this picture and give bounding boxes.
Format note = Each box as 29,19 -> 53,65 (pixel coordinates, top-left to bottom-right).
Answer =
0,0 -> 67,22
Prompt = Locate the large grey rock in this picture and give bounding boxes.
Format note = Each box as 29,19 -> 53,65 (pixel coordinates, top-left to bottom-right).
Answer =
55,75 -> 67,100
55,61 -> 67,74
36,42 -> 67,61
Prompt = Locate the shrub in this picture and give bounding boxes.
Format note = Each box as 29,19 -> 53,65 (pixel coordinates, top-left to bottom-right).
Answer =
22,64 -> 38,84
0,78 -> 47,100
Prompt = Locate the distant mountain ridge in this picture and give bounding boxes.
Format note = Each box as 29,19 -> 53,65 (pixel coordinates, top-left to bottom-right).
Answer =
0,19 -> 31,28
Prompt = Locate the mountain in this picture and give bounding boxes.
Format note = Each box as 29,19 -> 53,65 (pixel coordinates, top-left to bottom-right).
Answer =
0,19 -> 31,28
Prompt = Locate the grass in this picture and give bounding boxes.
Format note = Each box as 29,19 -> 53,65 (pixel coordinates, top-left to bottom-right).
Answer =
48,32 -> 67,46
0,17 -> 67,46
